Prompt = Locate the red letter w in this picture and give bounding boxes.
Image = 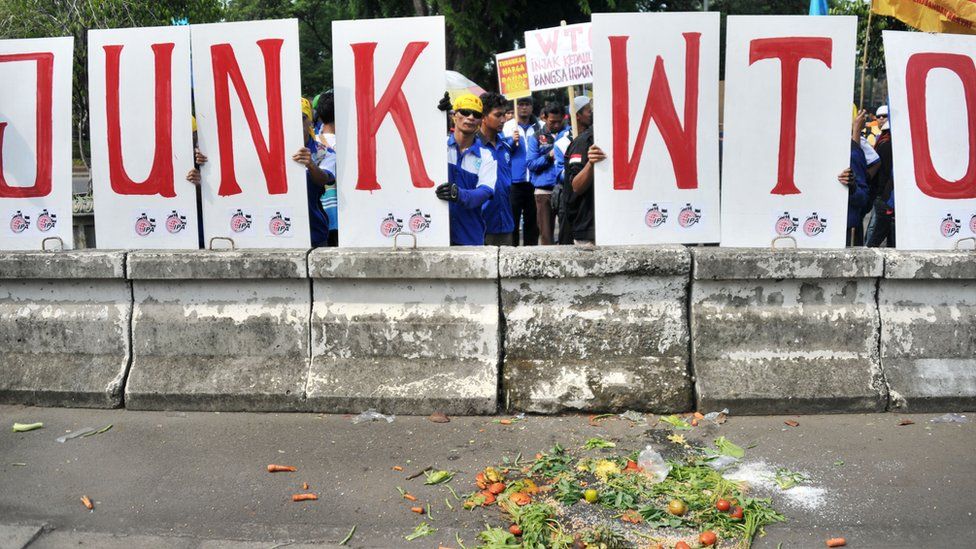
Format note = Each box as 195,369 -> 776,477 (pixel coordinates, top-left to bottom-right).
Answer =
609,33 -> 701,191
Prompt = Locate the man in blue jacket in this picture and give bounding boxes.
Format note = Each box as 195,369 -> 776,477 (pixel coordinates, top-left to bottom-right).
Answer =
527,102 -> 569,245
478,92 -> 515,245
502,97 -> 541,245
436,94 -> 497,246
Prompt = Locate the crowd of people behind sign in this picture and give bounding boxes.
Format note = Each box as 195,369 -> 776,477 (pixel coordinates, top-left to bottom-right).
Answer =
187,89 -> 895,249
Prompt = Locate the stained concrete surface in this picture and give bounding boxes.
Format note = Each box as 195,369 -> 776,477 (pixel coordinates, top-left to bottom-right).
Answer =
0,406 -> 973,548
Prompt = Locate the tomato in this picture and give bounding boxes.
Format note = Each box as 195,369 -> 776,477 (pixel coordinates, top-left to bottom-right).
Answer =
509,524 -> 522,536
667,499 -> 688,516
730,506 -> 744,520
488,482 -> 506,495
715,499 -> 731,512
699,531 -> 717,546
675,542 -> 691,549
584,489 -> 599,503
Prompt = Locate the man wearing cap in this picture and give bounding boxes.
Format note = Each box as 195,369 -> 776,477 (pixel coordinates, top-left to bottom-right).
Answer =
502,96 -> 542,245
436,94 -> 497,246
866,105 -> 895,246
555,96 -> 591,244
563,98 -> 602,246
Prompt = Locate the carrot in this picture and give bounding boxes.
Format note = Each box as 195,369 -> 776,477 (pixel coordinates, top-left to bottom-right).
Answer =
691,418 -> 699,427
693,412 -> 705,419
302,482 -> 309,490
392,465 -> 403,471
403,493 -> 417,501
292,493 -> 318,502
80,495 -> 93,510
826,538 -> 846,547
410,506 -> 424,514
499,419 -> 512,425
267,464 -> 297,472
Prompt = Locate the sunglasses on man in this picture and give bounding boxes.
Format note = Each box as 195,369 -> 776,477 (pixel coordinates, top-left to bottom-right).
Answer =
456,109 -> 483,119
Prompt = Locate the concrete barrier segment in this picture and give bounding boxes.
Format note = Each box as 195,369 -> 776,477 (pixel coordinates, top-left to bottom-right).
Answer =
307,247 -> 500,414
124,250 -> 310,411
880,250 -> 976,412
501,246 -> 693,413
0,250 -> 130,407
691,247 -> 887,414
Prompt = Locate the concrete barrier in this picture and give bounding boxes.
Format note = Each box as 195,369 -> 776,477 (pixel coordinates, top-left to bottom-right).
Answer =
0,251 -> 129,407
880,250 -> 976,412
500,246 -> 693,413
124,250 -> 309,411
307,247 -> 499,414
691,248 -> 887,414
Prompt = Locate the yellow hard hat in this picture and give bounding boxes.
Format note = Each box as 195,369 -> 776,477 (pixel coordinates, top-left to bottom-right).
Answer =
452,94 -> 482,114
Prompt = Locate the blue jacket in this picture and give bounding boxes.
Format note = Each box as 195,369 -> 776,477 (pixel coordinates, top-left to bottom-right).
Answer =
306,138 -> 331,247
480,134 -> 515,235
502,118 -> 540,183
848,139 -> 870,230
527,127 -> 569,189
447,134 -> 496,245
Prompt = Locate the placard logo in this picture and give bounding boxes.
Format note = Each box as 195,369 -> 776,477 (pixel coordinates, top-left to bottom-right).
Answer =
9,211 -> 30,233
803,213 -> 827,237
36,209 -> 57,232
644,204 -> 668,228
165,211 -> 187,234
408,209 -> 431,233
268,211 -> 292,236
775,212 -> 799,236
677,203 -> 701,228
230,209 -> 252,233
379,213 -> 403,238
134,213 -> 156,236
940,214 -> 961,238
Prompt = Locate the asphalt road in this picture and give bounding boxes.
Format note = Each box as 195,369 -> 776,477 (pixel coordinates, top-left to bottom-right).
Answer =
1,406 -> 973,548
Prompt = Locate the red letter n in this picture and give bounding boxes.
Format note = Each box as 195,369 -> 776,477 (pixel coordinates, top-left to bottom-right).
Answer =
0,52 -> 53,198
608,33 -> 701,191
351,42 -> 434,191
211,39 -> 287,197
749,37 -> 832,195
906,52 -> 976,199
104,43 -> 176,197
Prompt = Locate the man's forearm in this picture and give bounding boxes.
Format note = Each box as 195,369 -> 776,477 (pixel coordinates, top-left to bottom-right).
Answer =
572,162 -> 594,194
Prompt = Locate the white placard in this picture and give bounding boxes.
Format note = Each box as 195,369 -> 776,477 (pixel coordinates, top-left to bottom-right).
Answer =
524,22 -> 593,91
720,16 -> 856,248
0,37 -> 73,250
332,16 -> 449,247
592,12 -> 720,245
191,19 -> 309,249
88,26 -> 197,249
884,30 -> 976,249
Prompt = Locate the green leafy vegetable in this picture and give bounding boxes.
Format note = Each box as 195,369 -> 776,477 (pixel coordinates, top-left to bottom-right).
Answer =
713,436 -> 745,458
424,469 -> 454,485
771,468 -> 808,490
583,437 -> 617,450
404,521 -> 435,541
659,415 -> 693,430
12,422 -> 43,432
82,424 -> 112,437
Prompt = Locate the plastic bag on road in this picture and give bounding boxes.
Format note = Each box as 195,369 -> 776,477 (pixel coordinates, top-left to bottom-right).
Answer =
351,409 -> 395,424
637,446 -> 671,484
56,427 -> 96,443
930,413 -> 969,424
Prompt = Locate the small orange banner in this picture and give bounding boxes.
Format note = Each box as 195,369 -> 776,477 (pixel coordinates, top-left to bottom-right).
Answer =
496,50 -> 531,99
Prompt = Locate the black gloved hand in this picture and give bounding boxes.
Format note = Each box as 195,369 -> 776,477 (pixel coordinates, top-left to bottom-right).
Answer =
435,182 -> 459,202
437,91 -> 451,112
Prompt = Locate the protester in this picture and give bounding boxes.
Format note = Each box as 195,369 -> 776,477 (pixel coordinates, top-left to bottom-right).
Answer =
504,101 -> 515,122
563,103 -> 605,246
478,92 -> 515,245
314,92 -> 339,246
837,109 -> 871,246
866,105 -> 895,246
527,102 -> 569,245
502,96 -> 541,245
556,96 -> 592,244
437,93 -> 497,246
186,98 -> 334,247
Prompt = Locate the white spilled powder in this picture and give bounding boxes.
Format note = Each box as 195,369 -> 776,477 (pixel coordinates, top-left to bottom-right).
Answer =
724,461 -> 827,511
